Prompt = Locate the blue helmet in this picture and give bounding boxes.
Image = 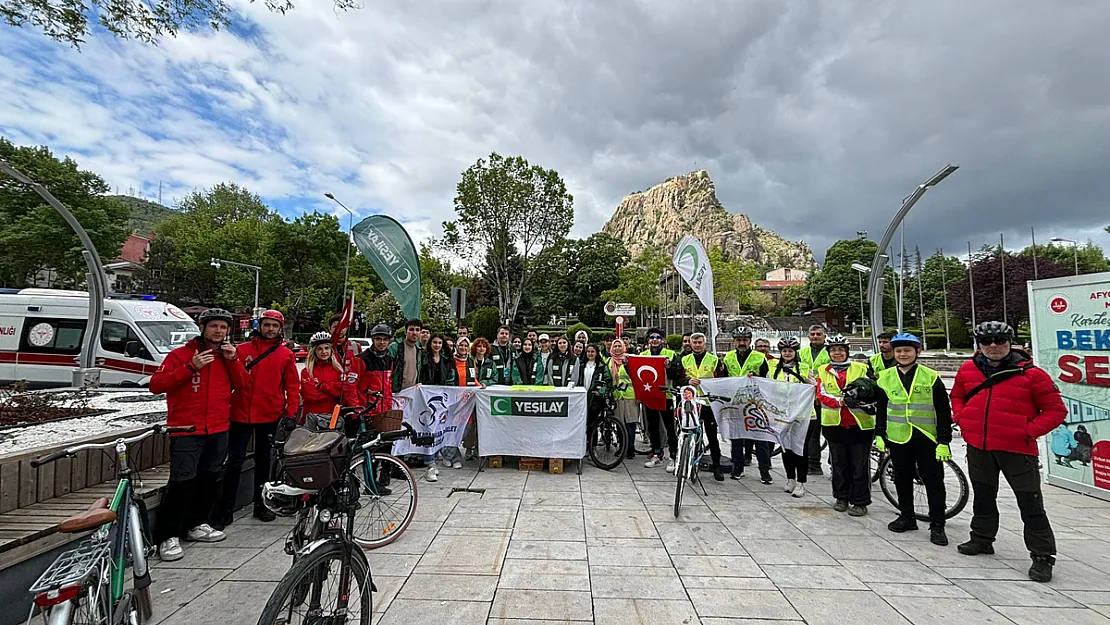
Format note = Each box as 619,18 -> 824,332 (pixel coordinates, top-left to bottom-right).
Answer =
890,332 -> 922,349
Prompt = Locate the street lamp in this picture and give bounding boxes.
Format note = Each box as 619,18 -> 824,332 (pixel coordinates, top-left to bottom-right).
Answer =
211,258 -> 262,314
1050,237 -> 1080,276
324,192 -> 355,300
851,263 -> 870,337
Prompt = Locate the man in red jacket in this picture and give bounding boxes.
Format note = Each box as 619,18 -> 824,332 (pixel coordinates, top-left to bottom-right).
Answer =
951,320 -> 1067,582
213,310 -> 300,529
150,308 -> 250,562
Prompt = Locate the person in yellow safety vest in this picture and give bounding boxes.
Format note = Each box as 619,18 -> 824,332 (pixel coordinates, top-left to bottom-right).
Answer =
606,338 -> 638,459
677,332 -> 725,481
717,327 -> 772,483
772,336 -> 811,498
641,328 -> 682,472
868,332 -> 896,379
814,334 -> 874,516
800,324 -> 831,475
874,332 -> 953,546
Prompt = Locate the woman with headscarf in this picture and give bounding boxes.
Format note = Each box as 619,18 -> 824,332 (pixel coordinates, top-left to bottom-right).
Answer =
511,338 -> 539,385
544,336 -> 576,387
608,338 -> 638,458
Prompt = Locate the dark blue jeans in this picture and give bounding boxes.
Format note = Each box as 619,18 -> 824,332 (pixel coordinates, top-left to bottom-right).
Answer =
731,439 -> 772,476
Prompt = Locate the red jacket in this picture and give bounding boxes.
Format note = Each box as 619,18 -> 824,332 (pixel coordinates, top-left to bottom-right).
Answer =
300,362 -> 344,415
951,350 -> 1067,456
151,339 -> 251,436
358,348 -> 393,415
232,336 -> 300,424
336,340 -> 366,408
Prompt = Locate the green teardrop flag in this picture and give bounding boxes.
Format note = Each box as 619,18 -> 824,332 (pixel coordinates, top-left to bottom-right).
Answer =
352,215 -> 422,319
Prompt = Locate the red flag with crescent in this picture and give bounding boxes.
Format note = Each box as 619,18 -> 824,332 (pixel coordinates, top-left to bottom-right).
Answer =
627,355 -> 668,411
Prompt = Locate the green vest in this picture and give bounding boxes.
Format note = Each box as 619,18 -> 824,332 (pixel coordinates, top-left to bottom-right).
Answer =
610,359 -> 635,399
723,349 -> 767,377
876,365 -> 940,444
681,352 -> 718,396
870,353 -> 891,376
816,362 -> 874,430
801,345 -> 831,370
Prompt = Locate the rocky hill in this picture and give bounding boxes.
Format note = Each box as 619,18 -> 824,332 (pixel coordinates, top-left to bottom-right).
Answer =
108,195 -> 177,235
601,170 -> 817,270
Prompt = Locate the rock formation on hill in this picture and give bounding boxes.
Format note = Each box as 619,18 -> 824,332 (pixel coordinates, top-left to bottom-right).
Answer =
601,170 -> 817,270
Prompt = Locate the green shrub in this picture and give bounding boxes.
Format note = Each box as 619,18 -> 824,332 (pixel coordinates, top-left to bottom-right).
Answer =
565,322 -> 592,342
666,334 -> 683,351
462,307 -> 501,341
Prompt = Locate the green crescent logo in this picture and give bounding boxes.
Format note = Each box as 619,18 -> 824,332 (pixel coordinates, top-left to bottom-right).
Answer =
678,244 -> 699,275
491,397 -> 512,415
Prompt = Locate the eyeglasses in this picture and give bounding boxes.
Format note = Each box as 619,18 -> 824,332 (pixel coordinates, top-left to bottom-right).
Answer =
978,337 -> 1010,346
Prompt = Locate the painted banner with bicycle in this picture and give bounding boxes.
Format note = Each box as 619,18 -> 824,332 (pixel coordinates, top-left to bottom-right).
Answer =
476,387 -> 588,458
699,377 -> 815,454
390,385 -> 478,456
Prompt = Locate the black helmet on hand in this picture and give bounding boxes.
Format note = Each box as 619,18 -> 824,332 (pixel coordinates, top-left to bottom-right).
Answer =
197,307 -> 234,327
732,327 -> 753,339
974,321 -> 1014,343
370,324 -> 393,338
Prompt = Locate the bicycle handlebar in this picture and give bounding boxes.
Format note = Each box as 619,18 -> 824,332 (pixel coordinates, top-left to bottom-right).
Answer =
30,424 -> 195,468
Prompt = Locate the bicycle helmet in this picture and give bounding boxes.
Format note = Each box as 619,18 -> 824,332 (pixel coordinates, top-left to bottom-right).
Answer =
259,309 -> 285,325
260,481 -> 306,517
197,307 -> 234,327
843,377 -> 881,415
826,334 -> 850,347
890,332 -> 922,349
777,336 -> 801,351
974,321 -> 1014,342
309,331 -> 332,347
732,327 -> 753,339
370,323 -> 392,338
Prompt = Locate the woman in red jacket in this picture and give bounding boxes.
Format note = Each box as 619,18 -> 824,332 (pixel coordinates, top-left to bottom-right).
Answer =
300,332 -> 344,427
950,321 -> 1067,583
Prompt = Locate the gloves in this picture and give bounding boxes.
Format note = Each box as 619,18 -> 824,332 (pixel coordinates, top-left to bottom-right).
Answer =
936,444 -> 952,462
874,437 -> 887,453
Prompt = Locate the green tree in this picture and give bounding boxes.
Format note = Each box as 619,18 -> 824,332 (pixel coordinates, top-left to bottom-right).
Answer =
461,306 -> 501,341
601,247 -> 670,318
775,283 -> 808,315
0,138 -> 128,288
908,250 -> 966,320
442,153 -> 574,324
567,233 -> 628,326
365,285 -> 452,334
708,247 -> 760,311
419,243 -> 470,294
808,238 -> 899,327
1021,241 -> 1109,275
265,212 -> 348,333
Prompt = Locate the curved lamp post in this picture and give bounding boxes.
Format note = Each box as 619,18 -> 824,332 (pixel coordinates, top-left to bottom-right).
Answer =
867,165 -> 959,350
0,159 -> 110,388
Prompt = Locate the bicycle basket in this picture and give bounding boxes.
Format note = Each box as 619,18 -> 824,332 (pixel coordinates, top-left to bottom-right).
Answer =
279,427 -> 350,490
370,409 -> 404,433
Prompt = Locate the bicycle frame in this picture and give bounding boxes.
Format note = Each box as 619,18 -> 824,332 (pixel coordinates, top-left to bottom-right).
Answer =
677,424 -> 706,481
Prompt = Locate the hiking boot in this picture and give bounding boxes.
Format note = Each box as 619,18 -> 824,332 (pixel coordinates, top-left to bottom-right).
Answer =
847,505 -> 868,517
887,516 -> 919,533
1029,555 -> 1055,582
930,526 -> 949,546
957,540 -> 995,556
253,504 -> 276,523
833,499 -> 849,512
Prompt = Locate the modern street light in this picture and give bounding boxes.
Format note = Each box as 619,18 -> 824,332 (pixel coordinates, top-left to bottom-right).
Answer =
851,263 -> 870,337
211,258 -> 262,314
1050,237 -> 1080,276
324,192 -> 355,300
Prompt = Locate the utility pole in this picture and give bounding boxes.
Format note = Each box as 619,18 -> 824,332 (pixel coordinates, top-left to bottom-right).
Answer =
939,248 -> 951,352
1000,234 -> 1008,326
916,247 -> 927,351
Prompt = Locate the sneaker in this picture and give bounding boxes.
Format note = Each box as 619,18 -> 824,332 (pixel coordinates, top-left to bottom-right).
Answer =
957,540 -> 995,556
930,527 -> 949,546
644,455 -> 663,469
833,499 -> 849,512
1029,555 -> 1055,582
253,504 -> 276,523
426,466 -> 439,483
730,471 -> 743,481
665,458 -> 677,473
440,458 -> 453,468
712,466 -> 725,482
186,524 -> 226,543
760,472 -> 773,485
888,516 -> 919,533
159,537 -> 184,561
847,505 -> 868,517
451,460 -> 463,469
784,479 -> 796,494
791,482 -> 806,498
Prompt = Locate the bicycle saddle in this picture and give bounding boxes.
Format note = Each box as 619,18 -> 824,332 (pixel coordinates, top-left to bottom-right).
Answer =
58,497 -> 117,533
284,428 -> 345,456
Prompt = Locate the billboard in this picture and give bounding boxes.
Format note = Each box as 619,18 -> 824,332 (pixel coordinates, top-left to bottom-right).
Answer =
1028,272 -> 1110,500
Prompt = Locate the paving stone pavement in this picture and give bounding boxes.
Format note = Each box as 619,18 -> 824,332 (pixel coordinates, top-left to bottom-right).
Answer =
147,444 -> 1110,624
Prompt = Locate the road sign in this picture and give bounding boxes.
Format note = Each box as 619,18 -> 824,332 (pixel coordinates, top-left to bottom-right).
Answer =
450,287 -> 467,319
603,301 -> 637,317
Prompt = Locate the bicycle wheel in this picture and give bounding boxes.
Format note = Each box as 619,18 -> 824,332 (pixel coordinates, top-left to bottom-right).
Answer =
870,446 -> 885,483
674,437 -> 690,518
878,456 -> 970,521
257,542 -> 372,625
588,416 -> 627,470
350,453 -> 418,549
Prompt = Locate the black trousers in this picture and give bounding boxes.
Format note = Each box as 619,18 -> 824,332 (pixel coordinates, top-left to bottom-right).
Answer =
731,439 -> 772,476
645,400 -> 678,458
967,445 -> 1056,556
698,404 -> 722,465
805,417 -> 824,472
826,428 -> 872,506
217,421 -> 279,516
159,431 -> 228,541
889,429 -> 946,527
783,449 -> 808,483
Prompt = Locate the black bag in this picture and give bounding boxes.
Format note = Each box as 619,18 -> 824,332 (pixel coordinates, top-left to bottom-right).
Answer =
279,427 -> 349,490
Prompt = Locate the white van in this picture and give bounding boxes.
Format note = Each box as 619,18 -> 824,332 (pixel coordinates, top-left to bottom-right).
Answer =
0,289 -> 200,388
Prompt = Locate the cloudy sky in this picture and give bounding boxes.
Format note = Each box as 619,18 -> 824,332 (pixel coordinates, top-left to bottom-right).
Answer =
2,1 -> 1108,264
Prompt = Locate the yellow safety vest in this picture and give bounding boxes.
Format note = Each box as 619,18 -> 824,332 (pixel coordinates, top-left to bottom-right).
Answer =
772,361 -> 810,384
816,362 -> 874,430
609,359 -> 635,400
723,349 -> 766,377
870,353 -> 891,375
876,365 -> 940,444
681,352 -> 718,396
801,345 -> 831,370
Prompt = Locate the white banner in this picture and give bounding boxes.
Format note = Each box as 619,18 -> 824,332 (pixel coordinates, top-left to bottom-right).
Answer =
476,387 -> 587,458
673,235 -> 718,347
391,385 -> 477,456
700,377 -> 816,454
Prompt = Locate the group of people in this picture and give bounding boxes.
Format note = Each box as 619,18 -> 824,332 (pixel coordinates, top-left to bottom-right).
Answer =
149,306 -> 1069,583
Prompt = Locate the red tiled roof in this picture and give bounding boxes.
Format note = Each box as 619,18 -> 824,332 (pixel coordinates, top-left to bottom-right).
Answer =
759,280 -> 806,288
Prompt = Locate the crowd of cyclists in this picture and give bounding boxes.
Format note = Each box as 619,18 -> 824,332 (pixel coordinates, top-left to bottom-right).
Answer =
148,306 -> 1069,584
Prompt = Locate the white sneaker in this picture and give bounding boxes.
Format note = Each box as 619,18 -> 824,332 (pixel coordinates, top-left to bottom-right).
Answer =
644,455 -> 662,468
665,458 -> 677,473
451,460 -> 463,469
186,524 -> 225,543
426,466 -> 439,482
159,537 -> 183,561
784,479 -> 796,494
440,458 -> 453,468
792,482 -> 806,498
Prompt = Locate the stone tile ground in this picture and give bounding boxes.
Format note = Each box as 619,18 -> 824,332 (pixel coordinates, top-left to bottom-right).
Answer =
148,445 -> 1110,624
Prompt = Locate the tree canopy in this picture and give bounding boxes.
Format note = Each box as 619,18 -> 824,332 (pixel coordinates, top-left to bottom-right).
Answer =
947,249 -> 1069,329
1020,241 -> 1109,275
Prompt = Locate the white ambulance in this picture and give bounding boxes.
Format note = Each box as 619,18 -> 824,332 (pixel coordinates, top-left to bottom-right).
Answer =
0,289 -> 200,388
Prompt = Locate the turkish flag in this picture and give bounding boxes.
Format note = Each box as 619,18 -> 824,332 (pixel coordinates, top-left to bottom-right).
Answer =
627,355 -> 668,411
332,291 -> 354,347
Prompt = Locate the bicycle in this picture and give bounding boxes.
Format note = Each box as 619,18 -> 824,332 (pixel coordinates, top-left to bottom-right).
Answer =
871,440 -> 969,521
25,423 -> 195,625
259,422 -> 433,625
586,384 -> 629,470
664,388 -> 730,518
